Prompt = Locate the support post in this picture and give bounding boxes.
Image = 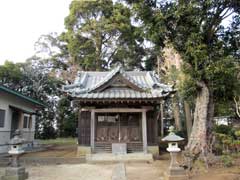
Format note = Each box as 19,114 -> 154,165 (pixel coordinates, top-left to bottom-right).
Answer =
142,109 -> 147,154
90,110 -> 95,153
77,109 -> 81,145
160,101 -> 164,137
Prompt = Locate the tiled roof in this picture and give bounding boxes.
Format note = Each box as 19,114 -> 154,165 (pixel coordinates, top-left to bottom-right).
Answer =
0,85 -> 46,107
63,66 -> 174,99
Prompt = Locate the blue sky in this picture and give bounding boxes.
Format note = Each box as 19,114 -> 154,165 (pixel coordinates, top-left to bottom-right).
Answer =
0,0 -> 72,65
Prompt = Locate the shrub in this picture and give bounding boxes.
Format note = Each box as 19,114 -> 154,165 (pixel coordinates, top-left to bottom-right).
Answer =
214,124 -> 234,136
221,155 -> 233,167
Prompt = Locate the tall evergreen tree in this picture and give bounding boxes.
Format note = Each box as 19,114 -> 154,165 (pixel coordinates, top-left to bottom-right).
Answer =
63,0 -> 146,70
125,0 -> 240,157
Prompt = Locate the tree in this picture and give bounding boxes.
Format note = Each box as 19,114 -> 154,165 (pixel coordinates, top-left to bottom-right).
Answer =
0,61 -> 24,90
125,0 -> 240,158
167,1 -> 239,156
56,96 -> 77,137
64,0 -> 146,70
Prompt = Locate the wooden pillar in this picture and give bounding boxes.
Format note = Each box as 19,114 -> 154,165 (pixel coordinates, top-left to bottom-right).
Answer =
142,109 -> 147,154
160,101 -> 164,137
90,110 -> 95,153
154,111 -> 159,144
77,109 -> 81,145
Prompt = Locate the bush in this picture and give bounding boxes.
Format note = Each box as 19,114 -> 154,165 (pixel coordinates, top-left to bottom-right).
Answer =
221,155 -> 233,167
214,124 -> 234,136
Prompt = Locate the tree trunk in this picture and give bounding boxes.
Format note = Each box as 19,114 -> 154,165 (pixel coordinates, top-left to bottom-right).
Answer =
184,101 -> 192,140
207,90 -> 215,153
173,96 -> 182,131
186,81 -> 211,155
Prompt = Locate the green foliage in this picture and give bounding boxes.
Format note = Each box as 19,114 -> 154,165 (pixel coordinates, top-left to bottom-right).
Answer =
214,125 -> 240,154
214,125 -> 235,136
123,1 -> 240,115
0,61 -> 24,89
40,138 -> 76,145
56,96 -> 77,137
235,130 -> 240,138
63,0 -> 146,70
221,155 -> 233,167
37,117 -> 57,140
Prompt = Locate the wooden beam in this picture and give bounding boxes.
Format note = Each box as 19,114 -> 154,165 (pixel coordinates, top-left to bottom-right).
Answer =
87,108 -> 151,113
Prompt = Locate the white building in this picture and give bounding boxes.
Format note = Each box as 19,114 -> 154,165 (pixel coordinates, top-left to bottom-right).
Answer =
0,85 -> 45,153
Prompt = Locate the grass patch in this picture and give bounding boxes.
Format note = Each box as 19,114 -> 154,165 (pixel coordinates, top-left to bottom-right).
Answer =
39,138 -> 77,145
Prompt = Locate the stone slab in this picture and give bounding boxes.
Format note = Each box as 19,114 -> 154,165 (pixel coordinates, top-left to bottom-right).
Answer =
112,163 -> 127,180
112,143 -> 127,155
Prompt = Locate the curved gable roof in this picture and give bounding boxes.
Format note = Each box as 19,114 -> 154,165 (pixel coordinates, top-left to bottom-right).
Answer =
63,65 -> 175,99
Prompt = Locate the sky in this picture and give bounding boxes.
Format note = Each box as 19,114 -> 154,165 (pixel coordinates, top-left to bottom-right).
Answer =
0,1 -> 234,66
0,0 -> 72,65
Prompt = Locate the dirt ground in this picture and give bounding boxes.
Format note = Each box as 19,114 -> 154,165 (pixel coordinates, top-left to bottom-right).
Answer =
23,145 -> 78,158
25,161 -> 240,180
26,162 -> 168,180
27,164 -> 114,180
13,144 -> 240,180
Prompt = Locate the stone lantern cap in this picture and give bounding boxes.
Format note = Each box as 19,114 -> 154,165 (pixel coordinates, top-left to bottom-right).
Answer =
9,130 -> 25,145
162,126 -> 184,142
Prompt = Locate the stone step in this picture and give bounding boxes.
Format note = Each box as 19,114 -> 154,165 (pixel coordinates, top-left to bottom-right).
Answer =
94,142 -> 143,153
86,153 -> 153,163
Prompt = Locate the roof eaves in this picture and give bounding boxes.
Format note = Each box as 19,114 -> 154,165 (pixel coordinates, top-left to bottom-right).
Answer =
0,85 -> 46,107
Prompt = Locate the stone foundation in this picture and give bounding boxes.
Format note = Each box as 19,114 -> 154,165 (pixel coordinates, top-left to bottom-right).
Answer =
77,146 -> 91,157
164,173 -> 187,180
1,167 -> 28,180
86,153 -> 153,163
164,166 -> 187,180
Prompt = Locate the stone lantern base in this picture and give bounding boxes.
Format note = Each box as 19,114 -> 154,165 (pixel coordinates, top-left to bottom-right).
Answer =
164,166 -> 187,180
1,167 -> 28,180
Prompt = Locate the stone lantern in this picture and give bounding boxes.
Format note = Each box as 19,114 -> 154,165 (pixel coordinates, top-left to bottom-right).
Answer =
162,126 -> 186,180
1,129 -> 28,180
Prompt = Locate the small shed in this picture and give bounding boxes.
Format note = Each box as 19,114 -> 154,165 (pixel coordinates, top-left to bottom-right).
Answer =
0,85 -> 45,153
63,66 -> 174,155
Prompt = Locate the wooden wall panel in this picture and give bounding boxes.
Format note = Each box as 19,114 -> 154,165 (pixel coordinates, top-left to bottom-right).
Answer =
78,111 -> 91,146
147,111 -> 158,145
